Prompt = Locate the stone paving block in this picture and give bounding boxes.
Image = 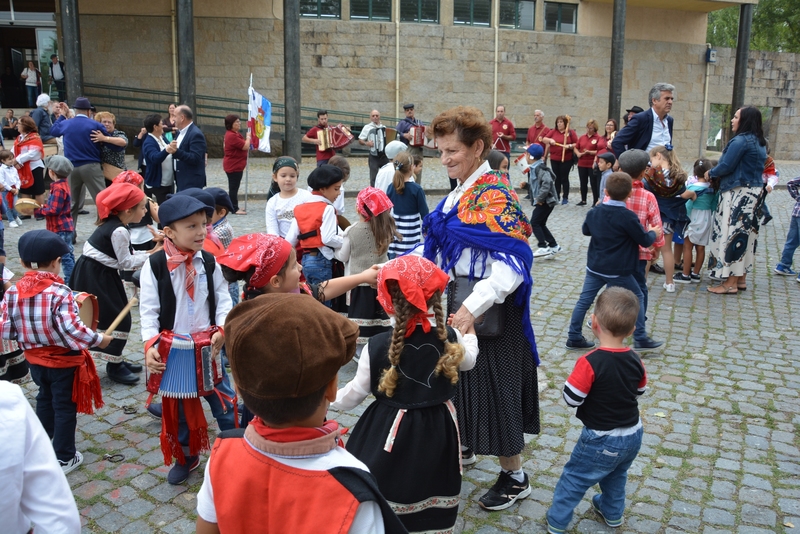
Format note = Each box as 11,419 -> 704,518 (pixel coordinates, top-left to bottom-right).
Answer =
119,520 -> 152,534
671,500 -> 702,516
162,519 -> 196,534
80,502 -> 112,520
669,515 -> 702,530
740,503 -> 777,526
704,507 -> 736,525
73,479 -> 114,501
94,511 -> 130,533
147,482 -> 187,502
103,485 -> 138,506
118,497 -> 156,519
107,463 -> 147,481
626,516 -> 661,533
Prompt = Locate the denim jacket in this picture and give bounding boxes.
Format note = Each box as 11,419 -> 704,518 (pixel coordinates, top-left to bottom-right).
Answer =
709,133 -> 767,193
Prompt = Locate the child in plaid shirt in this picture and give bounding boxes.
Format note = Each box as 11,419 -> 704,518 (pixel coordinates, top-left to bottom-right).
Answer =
1,230 -> 112,474
207,187 -> 239,305
33,155 -> 75,284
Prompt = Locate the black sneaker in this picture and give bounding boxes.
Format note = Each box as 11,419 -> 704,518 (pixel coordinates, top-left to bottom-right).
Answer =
565,337 -> 595,351
167,456 -> 200,485
762,215 -> 773,225
634,337 -> 664,352
462,447 -> 477,466
690,273 -> 701,283
479,471 -> 531,511
673,273 -> 692,284
146,402 -> 163,419
649,263 -> 665,274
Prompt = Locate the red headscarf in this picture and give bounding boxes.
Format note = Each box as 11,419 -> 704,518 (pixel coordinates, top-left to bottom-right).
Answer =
377,256 -> 450,337
95,182 -> 145,220
356,186 -> 393,221
113,170 -> 145,187
217,233 -> 293,290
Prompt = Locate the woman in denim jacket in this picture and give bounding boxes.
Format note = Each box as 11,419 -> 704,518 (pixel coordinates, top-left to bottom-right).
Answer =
706,106 -> 767,294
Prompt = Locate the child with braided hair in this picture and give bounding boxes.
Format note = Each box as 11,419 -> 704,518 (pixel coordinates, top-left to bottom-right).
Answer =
331,255 -> 478,534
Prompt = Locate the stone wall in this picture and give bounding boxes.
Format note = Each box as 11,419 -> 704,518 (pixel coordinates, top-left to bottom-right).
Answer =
76,13 -> 799,160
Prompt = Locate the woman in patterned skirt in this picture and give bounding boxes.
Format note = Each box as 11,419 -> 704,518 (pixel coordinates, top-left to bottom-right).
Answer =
421,106 -> 540,512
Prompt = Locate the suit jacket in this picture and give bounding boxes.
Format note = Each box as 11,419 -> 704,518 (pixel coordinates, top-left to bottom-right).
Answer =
173,122 -> 207,191
611,109 -> 674,157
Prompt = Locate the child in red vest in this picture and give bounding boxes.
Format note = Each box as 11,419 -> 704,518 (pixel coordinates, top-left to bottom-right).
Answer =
285,164 -> 344,303
196,293 -> 407,534
1,230 -> 112,473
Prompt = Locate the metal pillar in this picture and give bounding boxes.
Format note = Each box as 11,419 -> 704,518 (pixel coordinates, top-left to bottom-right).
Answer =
284,0 -> 302,160
730,3 -> 753,114
60,0 -> 83,104
176,0 -> 196,112
607,0 -> 626,125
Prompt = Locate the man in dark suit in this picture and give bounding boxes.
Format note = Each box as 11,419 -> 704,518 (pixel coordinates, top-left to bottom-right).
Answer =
167,105 -> 207,191
611,83 -> 675,158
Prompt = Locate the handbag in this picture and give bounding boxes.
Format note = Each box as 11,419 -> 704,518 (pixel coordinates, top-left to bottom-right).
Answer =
102,163 -> 124,181
448,275 -> 505,339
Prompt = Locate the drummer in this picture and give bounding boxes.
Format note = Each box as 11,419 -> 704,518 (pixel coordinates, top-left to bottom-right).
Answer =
358,110 -> 390,187
395,103 -> 424,184
302,110 -> 336,167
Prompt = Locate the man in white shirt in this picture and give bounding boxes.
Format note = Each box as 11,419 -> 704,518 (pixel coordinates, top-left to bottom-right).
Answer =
358,110 -> 390,186
166,105 -> 207,191
48,54 -> 66,103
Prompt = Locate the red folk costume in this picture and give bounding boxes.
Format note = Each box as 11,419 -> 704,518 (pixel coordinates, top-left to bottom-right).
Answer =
13,131 -> 44,189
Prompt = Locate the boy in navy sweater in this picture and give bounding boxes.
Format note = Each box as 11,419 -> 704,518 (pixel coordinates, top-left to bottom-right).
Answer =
547,287 -> 647,533
565,172 -> 661,350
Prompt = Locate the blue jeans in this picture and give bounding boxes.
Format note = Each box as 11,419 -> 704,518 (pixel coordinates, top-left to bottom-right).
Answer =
1,194 -> 19,221
29,363 -> 79,462
57,231 -> 75,285
26,85 -> 38,107
632,260 -> 648,320
228,281 -> 240,306
567,270 -> 648,343
301,253 -> 332,306
547,426 -> 643,530
778,216 -> 800,270
177,365 -> 237,460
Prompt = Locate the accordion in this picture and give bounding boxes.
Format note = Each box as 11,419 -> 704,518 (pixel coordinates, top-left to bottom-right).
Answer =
146,329 -> 223,398
318,124 -> 354,151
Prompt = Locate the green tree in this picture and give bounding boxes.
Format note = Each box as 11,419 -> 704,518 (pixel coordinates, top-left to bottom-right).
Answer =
707,0 -> 800,53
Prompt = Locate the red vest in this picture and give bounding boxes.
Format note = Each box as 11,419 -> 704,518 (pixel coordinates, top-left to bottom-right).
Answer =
209,437 -> 361,533
294,202 -> 327,249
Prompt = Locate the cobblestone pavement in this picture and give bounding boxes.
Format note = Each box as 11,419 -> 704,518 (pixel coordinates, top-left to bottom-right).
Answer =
5,157 -> 800,533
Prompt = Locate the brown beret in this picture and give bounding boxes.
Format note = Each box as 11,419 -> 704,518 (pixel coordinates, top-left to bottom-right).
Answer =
225,293 -> 358,400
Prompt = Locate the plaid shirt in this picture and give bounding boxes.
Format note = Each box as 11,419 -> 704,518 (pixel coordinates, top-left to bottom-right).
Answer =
626,181 -> 665,261
788,178 -> 800,219
212,216 -> 235,248
34,178 -> 74,233
1,277 -> 101,351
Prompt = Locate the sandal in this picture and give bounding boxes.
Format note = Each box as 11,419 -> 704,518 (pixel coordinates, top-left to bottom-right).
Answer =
707,285 -> 738,295
737,285 -> 747,291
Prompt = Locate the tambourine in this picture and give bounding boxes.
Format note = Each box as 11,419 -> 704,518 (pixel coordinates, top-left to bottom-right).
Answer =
14,198 -> 40,216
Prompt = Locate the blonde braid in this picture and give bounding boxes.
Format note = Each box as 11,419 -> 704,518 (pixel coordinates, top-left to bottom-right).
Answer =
377,282 -> 411,397
431,291 -> 464,385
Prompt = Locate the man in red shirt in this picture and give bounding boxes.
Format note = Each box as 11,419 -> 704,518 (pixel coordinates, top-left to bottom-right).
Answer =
525,109 -> 550,161
489,105 -> 515,164
302,110 -> 336,167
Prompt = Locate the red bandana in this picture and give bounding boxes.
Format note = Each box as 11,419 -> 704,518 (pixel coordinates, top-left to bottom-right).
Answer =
356,186 -> 393,221
16,271 -> 63,299
112,171 -> 145,187
95,182 -> 145,220
217,233 -> 293,290
163,238 -> 196,300
377,256 -> 450,337
249,417 -> 345,447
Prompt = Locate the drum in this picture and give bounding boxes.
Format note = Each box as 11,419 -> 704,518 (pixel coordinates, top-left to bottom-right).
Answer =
318,124 -> 354,151
409,126 -> 427,147
384,128 -> 397,143
74,292 -> 99,331
514,153 -> 530,175
14,198 -> 40,216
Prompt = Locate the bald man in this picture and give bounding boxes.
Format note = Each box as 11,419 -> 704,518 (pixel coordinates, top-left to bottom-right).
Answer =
358,110 -> 390,186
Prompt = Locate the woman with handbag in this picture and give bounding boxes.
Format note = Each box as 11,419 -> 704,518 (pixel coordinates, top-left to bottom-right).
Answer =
13,116 -> 46,209
20,61 -> 40,108
421,106 -> 540,513
91,112 -> 128,184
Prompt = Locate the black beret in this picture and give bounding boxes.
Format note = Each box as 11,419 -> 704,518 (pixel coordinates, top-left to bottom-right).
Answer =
18,230 -> 71,265
307,164 -> 344,190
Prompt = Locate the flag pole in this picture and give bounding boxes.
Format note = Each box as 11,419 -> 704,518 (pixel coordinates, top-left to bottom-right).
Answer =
245,73 -> 252,213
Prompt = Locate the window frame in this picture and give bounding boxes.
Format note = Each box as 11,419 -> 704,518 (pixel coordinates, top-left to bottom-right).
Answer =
453,0 -> 491,27
499,0 -> 535,30
400,0 -> 440,24
543,1 -> 577,33
300,0 -> 342,19
351,0 -> 392,21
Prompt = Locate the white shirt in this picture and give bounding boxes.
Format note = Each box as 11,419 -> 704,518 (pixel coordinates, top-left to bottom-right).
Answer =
21,68 -> 38,87
81,226 -> 150,271
0,164 -> 21,191
358,122 -> 386,156
175,121 -> 193,149
331,316 -> 479,411
0,382 -> 81,534
139,250 -> 233,342
52,62 -> 64,81
284,196 -> 343,260
196,441 -> 385,534
412,160 -> 525,318
647,108 -> 672,152
265,188 -> 313,237
14,140 -> 45,171
374,162 -> 395,193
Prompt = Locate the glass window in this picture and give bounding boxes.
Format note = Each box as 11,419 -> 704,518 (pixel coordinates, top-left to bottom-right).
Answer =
544,2 -> 577,33
400,0 -> 440,23
300,0 -> 342,18
453,0 -> 491,26
499,0 -> 535,30
351,0 -> 392,20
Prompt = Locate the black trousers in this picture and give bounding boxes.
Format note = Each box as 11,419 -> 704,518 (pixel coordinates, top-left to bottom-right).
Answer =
577,166 -> 593,202
145,184 -> 174,210
589,166 -> 602,206
530,203 -> 557,248
368,154 -> 389,187
226,171 -> 244,212
551,160 -> 573,200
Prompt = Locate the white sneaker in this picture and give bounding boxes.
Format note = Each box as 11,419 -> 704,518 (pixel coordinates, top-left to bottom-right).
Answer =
663,283 -> 676,293
8,220 -> 18,228
533,247 -> 552,258
14,217 -> 22,225
549,245 -> 562,254
59,451 -> 84,475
